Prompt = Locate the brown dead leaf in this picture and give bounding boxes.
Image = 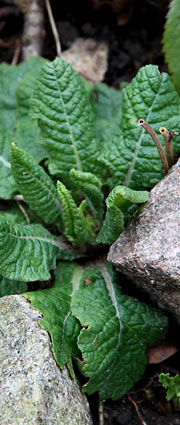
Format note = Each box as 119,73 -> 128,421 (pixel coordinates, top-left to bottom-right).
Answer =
147,342 -> 178,364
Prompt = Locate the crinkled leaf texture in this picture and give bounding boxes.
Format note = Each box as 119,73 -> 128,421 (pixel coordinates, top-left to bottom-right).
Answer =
57,181 -> 94,245
11,144 -> 62,230
159,373 -> 180,402
0,275 -> 27,297
71,261 -> 168,400
163,0 -> 180,95
97,186 -> 149,244
70,168 -> 104,218
30,58 -> 103,182
100,65 -> 180,190
24,262 -> 82,376
0,218 -> 76,282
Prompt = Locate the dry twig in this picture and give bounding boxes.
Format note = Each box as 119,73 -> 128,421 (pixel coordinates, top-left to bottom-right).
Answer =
45,0 -> 61,56
128,393 -> 147,425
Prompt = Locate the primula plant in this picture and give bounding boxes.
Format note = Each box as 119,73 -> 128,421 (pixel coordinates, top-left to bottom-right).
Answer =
1,51 -> 180,400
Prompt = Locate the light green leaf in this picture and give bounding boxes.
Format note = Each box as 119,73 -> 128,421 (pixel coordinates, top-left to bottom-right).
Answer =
11,144 -> 62,230
92,82 -> 122,149
71,261 -> 168,400
0,56 -> 46,132
0,127 -> 17,199
0,218 -> 75,281
70,168 -> 104,218
0,57 -> 47,199
15,75 -> 48,162
159,373 -> 180,402
97,186 -> 149,244
30,58 -> 103,182
100,65 -> 180,190
57,181 -> 94,245
24,262 -> 82,376
163,0 -> 180,95
0,275 -> 27,297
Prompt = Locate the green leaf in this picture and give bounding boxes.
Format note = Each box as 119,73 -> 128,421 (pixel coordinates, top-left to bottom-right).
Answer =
163,0 -> 180,95
92,82 -> 122,149
30,58 -> 103,182
0,127 -> 17,199
11,144 -> 62,230
0,218 -> 74,281
100,65 -> 180,190
159,373 -> 180,402
97,186 -> 149,244
24,262 -> 82,376
57,181 -> 94,245
71,261 -> 168,400
0,275 -> 27,297
0,57 -> 47,199
15,75 -> 48,162
0,56 -> 46,132
70,168 -> 104,218
92,82 -> 122,121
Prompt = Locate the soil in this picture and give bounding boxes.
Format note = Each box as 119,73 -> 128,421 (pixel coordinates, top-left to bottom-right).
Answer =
0,0 -> 180,424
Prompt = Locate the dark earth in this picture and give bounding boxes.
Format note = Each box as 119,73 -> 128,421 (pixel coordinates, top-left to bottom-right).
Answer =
0,0 -> 180,424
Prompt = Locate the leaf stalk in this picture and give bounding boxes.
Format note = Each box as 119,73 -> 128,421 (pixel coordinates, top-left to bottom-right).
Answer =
159,127 -> 179,167
138,119 -> 169,175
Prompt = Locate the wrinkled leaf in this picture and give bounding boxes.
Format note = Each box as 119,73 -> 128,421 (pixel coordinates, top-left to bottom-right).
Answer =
57,181 -> 94,245
70,168 -> 104,218
100,65 -> 180,190
0,275 -> 27,297
0,218 -> 75,281
24,262 -> 82,375
71,261 -> 168,400
97,186 -> 149,244
11,144 -> 62,230
30,58 -> 103,182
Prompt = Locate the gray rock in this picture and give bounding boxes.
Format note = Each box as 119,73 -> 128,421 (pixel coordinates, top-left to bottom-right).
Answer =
108,159 -> 180,323
0,295 -> 93,425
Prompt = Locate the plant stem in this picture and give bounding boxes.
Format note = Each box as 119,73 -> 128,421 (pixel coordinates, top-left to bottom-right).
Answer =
138,119 -> 169,175
159,127 -> 178,167
45,0 -> 61,57
99,397 -> 104,425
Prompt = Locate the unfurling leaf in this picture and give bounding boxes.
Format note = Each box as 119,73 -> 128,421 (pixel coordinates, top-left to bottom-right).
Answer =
11,144 -> 62,230
71,261 -> 168,400
97,186 -> 149,244
57,181 -> 94,245
70,168 -> 104,218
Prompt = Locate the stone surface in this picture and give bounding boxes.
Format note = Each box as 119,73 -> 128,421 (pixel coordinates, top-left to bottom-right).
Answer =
108,159 -> 180,323
0,295 -> 93,425
61,38 -> 108,83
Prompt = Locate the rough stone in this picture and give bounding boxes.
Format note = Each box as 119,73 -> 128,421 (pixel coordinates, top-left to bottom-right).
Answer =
108,158 -> 180,324
0,295 -> 93,425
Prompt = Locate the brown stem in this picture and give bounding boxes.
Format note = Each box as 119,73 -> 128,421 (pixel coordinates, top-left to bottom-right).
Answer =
45,0 -> 61,57
16,200 -> 30,225
138,119 -> 169,175
159,127 -> 179,167
128,394 -> 147,425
